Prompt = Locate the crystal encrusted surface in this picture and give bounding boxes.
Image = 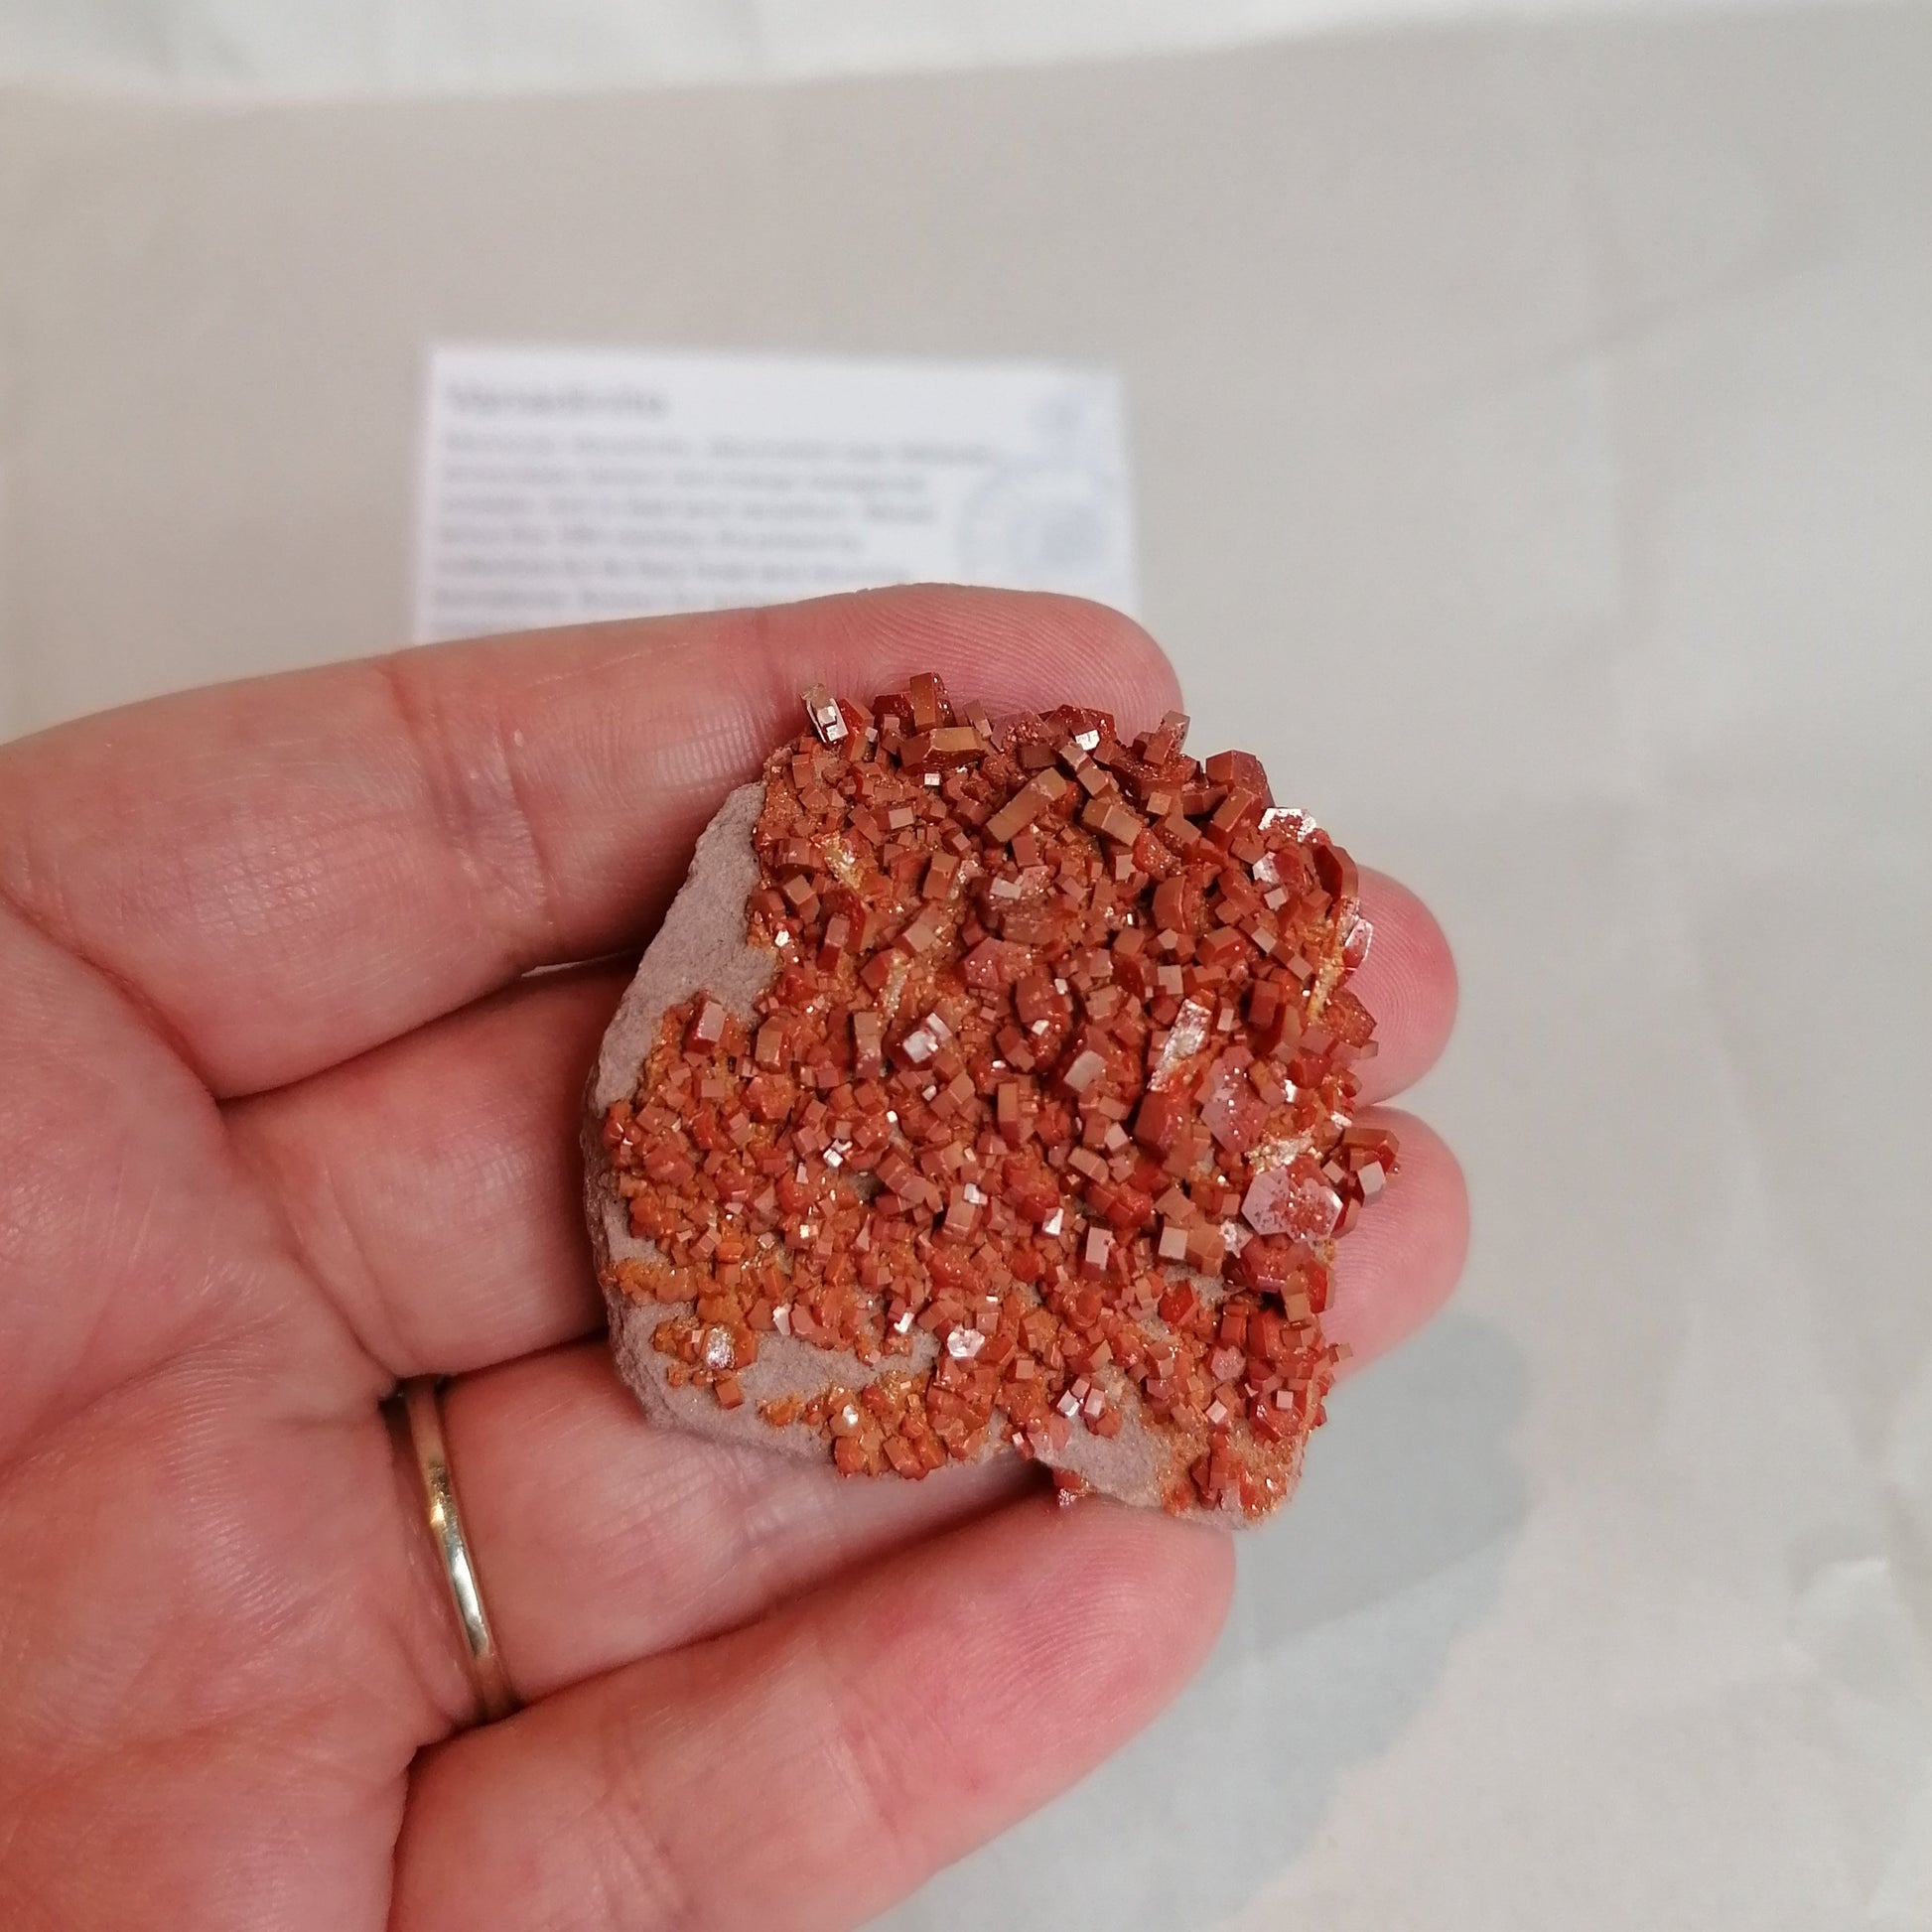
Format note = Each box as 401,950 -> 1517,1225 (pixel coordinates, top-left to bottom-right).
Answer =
593,675 -> 1395,1521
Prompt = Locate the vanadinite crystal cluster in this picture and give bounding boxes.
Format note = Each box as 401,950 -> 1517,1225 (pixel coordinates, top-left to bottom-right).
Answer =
589,674 -> 1395,1521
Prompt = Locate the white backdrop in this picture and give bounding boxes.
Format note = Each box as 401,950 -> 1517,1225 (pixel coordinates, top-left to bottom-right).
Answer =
0,0 -> 1879,93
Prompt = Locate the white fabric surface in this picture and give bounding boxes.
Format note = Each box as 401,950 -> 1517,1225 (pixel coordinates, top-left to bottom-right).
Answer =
1,12 -> 1927,1926
0,0 -> 1876,95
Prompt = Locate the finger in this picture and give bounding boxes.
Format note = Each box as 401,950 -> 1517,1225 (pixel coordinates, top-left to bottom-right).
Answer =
227,964 -> 626,1376
439,1341 -> 1028,1704
391,1497 -> 1232,1932
1351,870 -> 1458,1103
402,1119 -> 1461,1704
228,880 -> 1454,1380
1323,1109 -> 1468,1370
0,589 -> 1179,1098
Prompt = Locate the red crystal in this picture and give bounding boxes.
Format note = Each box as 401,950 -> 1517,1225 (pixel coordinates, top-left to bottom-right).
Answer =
599,675 -> 1393,1521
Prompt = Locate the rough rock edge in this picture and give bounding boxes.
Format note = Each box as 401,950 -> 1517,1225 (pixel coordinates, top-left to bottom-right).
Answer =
585,779 -> 1304,1518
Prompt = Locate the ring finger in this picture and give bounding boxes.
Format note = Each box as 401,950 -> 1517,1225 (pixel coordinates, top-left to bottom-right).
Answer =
406,1104 -> 1461,1706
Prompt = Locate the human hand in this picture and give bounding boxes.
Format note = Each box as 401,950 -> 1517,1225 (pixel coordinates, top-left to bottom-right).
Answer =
0,589 -> 1464,1931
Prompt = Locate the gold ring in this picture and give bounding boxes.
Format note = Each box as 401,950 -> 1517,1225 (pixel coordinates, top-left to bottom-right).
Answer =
401,1376 -> 518,1725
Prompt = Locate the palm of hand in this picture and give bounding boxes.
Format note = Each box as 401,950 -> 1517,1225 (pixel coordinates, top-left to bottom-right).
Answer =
0,592 -> 1462,1932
